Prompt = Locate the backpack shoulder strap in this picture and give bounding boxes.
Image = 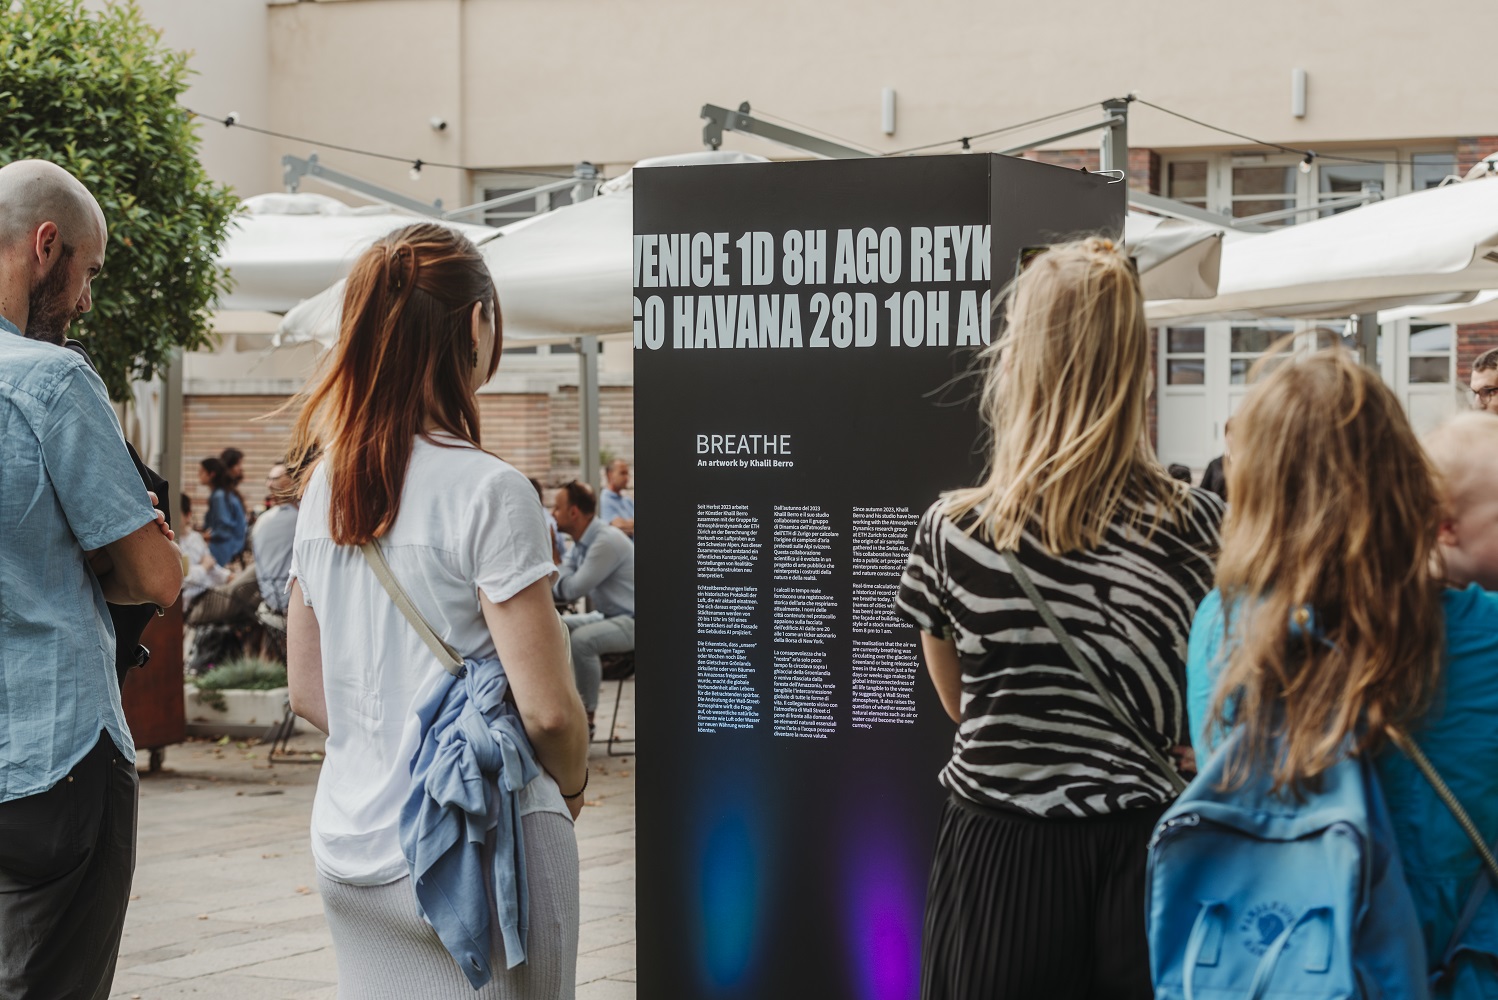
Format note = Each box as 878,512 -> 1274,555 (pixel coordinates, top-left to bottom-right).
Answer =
1390,727 -> 1498,883
1001,550 -> 1187,793
1389,726 -> 1498,981
360,540 -> 465,677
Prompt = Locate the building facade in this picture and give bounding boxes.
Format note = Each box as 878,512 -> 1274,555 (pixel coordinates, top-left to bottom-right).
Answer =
124,0 -> 1498,491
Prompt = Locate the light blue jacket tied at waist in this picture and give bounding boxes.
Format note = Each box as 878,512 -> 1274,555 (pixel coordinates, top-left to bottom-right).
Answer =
399,656 -> 541,989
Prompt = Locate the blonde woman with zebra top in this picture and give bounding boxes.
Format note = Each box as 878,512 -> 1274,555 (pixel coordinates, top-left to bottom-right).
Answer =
896,237 -> 1224,1000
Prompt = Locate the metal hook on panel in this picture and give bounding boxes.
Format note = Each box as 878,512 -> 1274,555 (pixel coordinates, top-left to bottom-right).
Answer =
1097,169 -> 1127,184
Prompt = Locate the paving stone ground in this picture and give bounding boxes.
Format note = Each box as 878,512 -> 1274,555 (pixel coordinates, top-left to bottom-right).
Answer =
111,680 -> 637,999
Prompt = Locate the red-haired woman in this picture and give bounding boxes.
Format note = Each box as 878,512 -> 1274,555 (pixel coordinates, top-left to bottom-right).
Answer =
285,224 -> 589,998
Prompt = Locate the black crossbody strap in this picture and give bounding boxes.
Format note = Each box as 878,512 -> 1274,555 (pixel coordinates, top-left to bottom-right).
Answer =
1001,550 -> 1187,793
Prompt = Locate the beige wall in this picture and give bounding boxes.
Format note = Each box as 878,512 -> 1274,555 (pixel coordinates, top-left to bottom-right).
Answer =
100,0 -> 276,196
268,0 -> 470,208
111,0 -> 1496,201
259,0 -> 1498,177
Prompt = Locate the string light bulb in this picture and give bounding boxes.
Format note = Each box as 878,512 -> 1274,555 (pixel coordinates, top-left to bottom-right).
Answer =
960,137 -> 972,153
409,159 -> 423,181
1299,151 -> 1315,175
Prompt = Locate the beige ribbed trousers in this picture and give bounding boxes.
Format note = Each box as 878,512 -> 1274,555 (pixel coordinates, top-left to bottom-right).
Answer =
318,811 -> 579,1000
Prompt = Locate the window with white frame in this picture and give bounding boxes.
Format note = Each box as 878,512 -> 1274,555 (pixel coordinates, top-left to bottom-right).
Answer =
1161,146 -> 1453,226
1412,152 -> 1459,190
1316,161 -> 1386,218
1163,327 -> 1206,385
1166,161 -> 1208,210
1230,159 -> 1299,226
1228,322 -> 1294,383
471,182 -> 572,227
1408,323 -> 1455,384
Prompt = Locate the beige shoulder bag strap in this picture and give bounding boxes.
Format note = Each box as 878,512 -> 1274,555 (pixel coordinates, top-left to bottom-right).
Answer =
360,541 -> 465,677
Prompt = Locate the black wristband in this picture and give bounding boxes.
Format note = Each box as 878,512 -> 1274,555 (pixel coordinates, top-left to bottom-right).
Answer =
561,768 -> 589,800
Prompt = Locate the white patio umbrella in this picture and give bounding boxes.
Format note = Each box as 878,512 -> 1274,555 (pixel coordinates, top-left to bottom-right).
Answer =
278,151 -> 768,347
1122,214 -> 1224,301
1380,289 -> 1498,326
1146,173 -> 1498,323
216,193 -> 498,313
278,154 -> 1222,346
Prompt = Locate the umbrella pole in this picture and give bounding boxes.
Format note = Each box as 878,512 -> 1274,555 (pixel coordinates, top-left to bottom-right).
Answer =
1355,312 -> 1380,373
579,335 -> 602,496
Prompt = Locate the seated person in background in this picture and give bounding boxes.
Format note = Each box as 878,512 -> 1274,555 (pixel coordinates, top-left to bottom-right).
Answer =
178,493 -> 230,611
1199,418 -> 1230,501
530,476 -> 564,564
552,480 -> 635,734
600,459 -> 635,539
252,462 -> 299,618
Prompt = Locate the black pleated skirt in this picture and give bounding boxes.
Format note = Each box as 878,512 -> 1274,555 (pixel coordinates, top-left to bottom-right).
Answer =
920,792 -> 1165,1000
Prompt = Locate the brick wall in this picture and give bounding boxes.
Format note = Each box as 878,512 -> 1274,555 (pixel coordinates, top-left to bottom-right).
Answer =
477,392 -> 552,480
1458,322 -> 1498,383
1457,137 -> 1498,177
1022,146 -> 1160,194
547,386 -> 636,485
182,395 -> 296,522
181,388 -> 632,522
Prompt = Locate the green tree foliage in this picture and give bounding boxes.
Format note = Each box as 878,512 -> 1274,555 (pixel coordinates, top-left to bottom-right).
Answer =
0,0 -> 238,400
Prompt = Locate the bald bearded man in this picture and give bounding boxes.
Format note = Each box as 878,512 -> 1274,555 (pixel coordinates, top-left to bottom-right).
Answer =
0,160 -> 182,999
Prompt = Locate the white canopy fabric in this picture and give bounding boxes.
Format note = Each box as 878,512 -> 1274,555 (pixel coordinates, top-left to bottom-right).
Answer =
1122,214 -> 1223,301
277,154 -> 1223,348
1380,289 -> 1498,326
277,150 -> 768,348
216,193 -> 498,313
1146,174 -> 1498,323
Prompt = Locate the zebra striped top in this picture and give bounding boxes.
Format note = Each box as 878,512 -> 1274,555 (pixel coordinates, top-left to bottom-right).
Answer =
896,488 -> 1225,818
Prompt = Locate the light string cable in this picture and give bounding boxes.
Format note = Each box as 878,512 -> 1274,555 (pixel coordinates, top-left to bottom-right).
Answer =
1133,98 -> 1430,169
181,106 -> 579,180
749,107 -> 886,156
884,101 -> 1106,157
737,101 -> 1112,159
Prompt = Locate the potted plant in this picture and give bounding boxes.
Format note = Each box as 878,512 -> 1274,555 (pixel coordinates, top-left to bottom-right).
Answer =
184,656 -> 297,738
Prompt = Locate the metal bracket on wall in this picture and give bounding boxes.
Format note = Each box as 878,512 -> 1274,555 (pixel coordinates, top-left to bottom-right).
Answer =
443,163 -> 600,221
282,153 -> 445,216
701,102 -> 873,159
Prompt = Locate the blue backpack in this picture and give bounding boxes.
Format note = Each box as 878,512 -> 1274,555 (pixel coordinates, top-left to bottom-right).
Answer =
1145,728 -> 1429,1000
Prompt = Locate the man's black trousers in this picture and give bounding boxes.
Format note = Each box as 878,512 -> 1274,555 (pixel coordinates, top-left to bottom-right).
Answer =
0,732 -> 138,999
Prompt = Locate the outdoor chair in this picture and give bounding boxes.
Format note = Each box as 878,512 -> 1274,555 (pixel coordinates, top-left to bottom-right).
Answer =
595,651 -> 635,757
255,604 -> 288,661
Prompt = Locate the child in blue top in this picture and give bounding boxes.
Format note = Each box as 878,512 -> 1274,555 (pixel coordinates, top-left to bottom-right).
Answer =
1186,362 -> 1498,998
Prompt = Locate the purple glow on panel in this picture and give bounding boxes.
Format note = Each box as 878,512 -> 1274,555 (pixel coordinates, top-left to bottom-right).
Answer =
844,823 -> 922,1000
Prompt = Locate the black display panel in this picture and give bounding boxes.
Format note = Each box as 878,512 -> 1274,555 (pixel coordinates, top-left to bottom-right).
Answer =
634,154 -> 1122,1000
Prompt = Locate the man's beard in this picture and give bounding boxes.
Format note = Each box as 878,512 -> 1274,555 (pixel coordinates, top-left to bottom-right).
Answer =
24,247 -> 78,346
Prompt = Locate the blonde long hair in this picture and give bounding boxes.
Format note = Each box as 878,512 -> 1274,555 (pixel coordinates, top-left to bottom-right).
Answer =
947,236 -> 1184,552
1210,347 -> 1444,791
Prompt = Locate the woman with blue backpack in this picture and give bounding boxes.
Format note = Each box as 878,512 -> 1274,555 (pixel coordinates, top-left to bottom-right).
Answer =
1170,347 -> 1498,998
897,238 -> 1225,999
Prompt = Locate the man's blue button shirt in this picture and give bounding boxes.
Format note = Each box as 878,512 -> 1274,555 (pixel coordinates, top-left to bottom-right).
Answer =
0,322 -> 156,800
